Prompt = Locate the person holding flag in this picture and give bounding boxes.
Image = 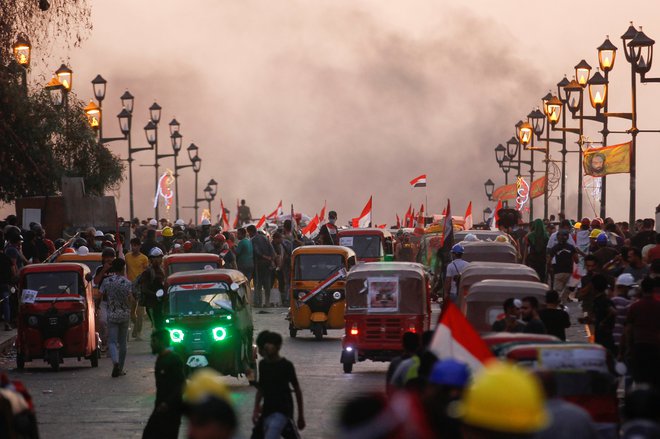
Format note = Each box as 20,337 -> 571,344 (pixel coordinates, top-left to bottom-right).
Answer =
317,211 -> 339,245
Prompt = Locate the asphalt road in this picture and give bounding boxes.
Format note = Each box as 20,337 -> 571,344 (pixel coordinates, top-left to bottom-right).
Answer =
1,302 -> 587,439
1,308 -> 391,439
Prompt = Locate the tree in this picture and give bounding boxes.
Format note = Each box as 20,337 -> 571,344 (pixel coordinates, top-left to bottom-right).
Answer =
0,65 -> 124,202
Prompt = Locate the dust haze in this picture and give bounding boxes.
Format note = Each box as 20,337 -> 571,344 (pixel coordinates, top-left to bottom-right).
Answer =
67,2 -> 551,223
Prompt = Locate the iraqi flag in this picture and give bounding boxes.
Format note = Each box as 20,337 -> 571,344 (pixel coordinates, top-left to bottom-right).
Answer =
266,200 -> 283,220
430,301 -> 494,371
357,196 -> 372,228
404,204 -> 413,228
232,199 -> 240,229
319,201 -> 327,223
410,174 -> 427,188
464,201 -> 473,230
220,199 -> 230,230
490,199 -> 503,230
440,199 -> 453,249
255,215 -> 267,230
302,214 -> 320,237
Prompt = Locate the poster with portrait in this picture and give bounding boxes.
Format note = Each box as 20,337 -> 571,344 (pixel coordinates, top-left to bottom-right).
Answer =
367,277 -> 399,312
583,142 -> 631,177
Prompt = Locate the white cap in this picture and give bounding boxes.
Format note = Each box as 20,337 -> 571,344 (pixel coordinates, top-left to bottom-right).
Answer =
94,230 -> 104,237
77,246 -> 89,256
175,219 -> 185,226
174,243 -> 182,249
513,299 -> 523,308
149,247 -> 164,258
148,219 -> 158,226
616,273 -> 637,287
201,218 -> 211,226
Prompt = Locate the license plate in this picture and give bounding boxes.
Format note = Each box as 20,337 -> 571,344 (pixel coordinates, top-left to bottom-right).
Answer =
186,355 -> 209,368
49,317 -> 58,326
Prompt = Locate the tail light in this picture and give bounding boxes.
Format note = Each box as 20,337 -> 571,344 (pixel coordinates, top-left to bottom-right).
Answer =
349,323 -> 358,336
408,323 -> 416,333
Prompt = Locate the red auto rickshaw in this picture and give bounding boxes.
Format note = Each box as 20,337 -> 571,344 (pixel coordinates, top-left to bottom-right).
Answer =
16,263 -> 99,371
337,228 -> 394,262
163,253 -> 223,277
341,262 -> 432,373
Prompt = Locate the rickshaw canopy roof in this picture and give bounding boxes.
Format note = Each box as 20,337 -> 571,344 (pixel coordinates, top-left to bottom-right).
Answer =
167,268 -> 247,286
467,279 -> 549,301
292,245 -> 356,258
20,262 -> 90,276
482,332 -> 560,348
461,241 -> 517,263
455,230 -> 505,242
338,228 -> 392,238
503,342 -> 609,373
164,253 -> 222,264
347,262 -> 426,280
460,262 -> 539,290
55,253 -> 103,262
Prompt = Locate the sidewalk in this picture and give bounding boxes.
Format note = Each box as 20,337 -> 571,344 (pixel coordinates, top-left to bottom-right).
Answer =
0,328 -> 16,354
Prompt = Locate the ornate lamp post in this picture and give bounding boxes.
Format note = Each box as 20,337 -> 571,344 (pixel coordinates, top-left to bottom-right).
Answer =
484,179 -> 495,201
13,35 -> 31,94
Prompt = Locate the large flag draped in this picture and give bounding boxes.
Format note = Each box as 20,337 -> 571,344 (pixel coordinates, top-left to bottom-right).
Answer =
430,301 -> 494,371
266,200 -> 283,220
583,141 -> 631,177
357,196 -> 372,228
255,215 -> 267,229
409,174 -> 427,188
302,214 -> 320,237
464,201 -> 473,230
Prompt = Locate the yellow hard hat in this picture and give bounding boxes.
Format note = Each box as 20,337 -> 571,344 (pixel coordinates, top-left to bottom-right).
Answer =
589,228 -> 602,239
494,235 -> 509,243
162,226 -> 174,237
574,222 -> 582,229
452,362 -> 548,434
183,368 -> 231,405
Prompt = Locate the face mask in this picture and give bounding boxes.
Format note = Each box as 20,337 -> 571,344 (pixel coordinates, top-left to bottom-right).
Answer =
329,219 -> 336,225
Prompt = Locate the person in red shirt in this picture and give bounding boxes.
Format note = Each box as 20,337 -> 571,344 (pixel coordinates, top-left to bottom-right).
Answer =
622,277 -> 660,389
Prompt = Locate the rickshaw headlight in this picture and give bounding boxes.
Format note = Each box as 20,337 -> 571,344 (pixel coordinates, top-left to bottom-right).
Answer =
169,329 -> 184,343
332,291 -> 342,300
27,316 -> 38,327
68,313 -> 80,325
297,291 -> 306,299
212,327 -> 227,341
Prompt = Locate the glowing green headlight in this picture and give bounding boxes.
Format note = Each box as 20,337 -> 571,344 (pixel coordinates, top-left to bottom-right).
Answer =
169,329 -> 184,343
212,327 -> 227,341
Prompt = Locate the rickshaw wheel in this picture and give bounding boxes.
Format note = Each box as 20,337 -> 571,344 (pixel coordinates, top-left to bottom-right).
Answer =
312,327 -> 323,341
342,362 -> 353,374
48,351 -> 60,372
90,348 -> 99,368
289,324 -> 297,338
16,353 -> 25,370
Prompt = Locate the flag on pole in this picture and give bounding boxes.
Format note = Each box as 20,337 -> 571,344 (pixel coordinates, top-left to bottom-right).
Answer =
220,199 -> 230,230
464,201 -> 473,230
255,215 -> 267,229
266,200 -> 283,220
409,174 -> 427,188
490,199 -> 503,230
319,201 -> 327,223
232,199 -> 240,229
357,196 -> 372,228
404,204 -> 412,228
409,208 -> 415,228
430,301 -> 494,371
301,214 -> 320,237
440,199 -> 453,249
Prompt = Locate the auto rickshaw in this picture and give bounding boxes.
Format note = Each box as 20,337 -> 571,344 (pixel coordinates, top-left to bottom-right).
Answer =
461,240 -> 518,263
482,332 -> 560,356
337,228 -> 393,262
341,262 -> 432,373
165,269 -> 254,376
463,279 -> 548,333
456,262 -> 539,308
454,230 -> 505,242
502,343 -> 619,437
16,263 -> 99,371
163,253 -> 222,277
55,251 -> 103,276
289,246 -> 357,340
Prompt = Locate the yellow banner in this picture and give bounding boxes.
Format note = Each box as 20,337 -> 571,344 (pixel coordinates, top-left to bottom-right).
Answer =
530,176 -> 546,199
583,141 -> 631,177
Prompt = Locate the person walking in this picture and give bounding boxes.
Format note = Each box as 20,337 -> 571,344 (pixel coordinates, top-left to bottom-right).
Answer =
252,331 -> 305,439
443,244 -> 469,302
538,290 -> 570,341
524,219 -> 549,282
235,228 -> 254,280
140,248 -> 167,330
248,225 -> 274,308
547,229 -> 579,304
143,329 -> 185,439
100,258 -> 135,377
125,237 -> 149,340
0,231 -> 17,331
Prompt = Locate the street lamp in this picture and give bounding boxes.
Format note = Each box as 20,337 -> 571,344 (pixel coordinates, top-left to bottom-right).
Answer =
588,70 -> 608,111
55,64 -> 73,91
483,207 -> 492,223
121,91 -> 134,113
563,78 -> 583,114
208,178 -> 218,197
506,136 -> 519,159
187,143 -> 199,161
494,144 -> 506,165
545,95 -> 563,126
91,74 -> 107,101
528,109 -> 546,137
45,76 -> 64,107
517,120 -> 534,147
118,108 -> 131,135
169,118 -> 180,135
598,36 -> 618,72
501,156 -> 512,173
83,100 -> 101,129
484,179 -> 495,201
574,60 -> 592,87
13,36 -> 31,67
628,28 -> 654,75
149,102 -> 162,124
144,121 -> 157,145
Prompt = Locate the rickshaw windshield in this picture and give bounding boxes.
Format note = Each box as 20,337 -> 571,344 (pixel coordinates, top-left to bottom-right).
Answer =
168,261 -> 219,275
294,254 -> 344,281
80,261 -> 102,273
341,235 -> 382,259
345,275 -> 424,314
169,285 -> 233,316
25,272 -> 81,295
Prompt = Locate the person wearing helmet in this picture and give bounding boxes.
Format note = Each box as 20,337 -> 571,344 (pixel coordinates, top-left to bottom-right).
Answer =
148,218 -> 158,229
91,229 -> 105,252
76,245 -> 90,256
143,329 -> 185,439
443,244 -> 469,302
161,226 -> 174,252
422,359 -> 470,438
139,247 -> 167,329
452,362 -> 548,438
183,369 -> 237,439
591,232 -> 619,270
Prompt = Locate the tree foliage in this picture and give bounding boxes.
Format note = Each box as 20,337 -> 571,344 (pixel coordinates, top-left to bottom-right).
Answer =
0,65 -> 124,203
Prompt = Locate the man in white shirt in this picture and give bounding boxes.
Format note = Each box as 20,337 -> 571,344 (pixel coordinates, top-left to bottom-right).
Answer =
444,244 -> 470,302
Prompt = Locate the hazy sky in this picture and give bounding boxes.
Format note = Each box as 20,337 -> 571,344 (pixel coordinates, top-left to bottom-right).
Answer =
13,1 -> 660,224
